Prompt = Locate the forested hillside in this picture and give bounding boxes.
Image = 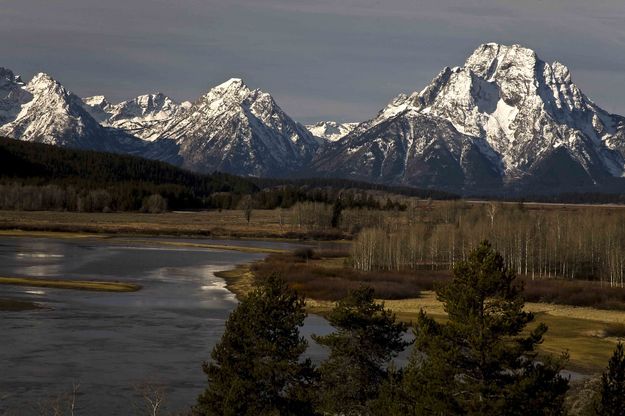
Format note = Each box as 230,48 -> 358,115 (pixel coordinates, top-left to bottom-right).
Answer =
0,137 -> 256,211
0,138 -> 453,212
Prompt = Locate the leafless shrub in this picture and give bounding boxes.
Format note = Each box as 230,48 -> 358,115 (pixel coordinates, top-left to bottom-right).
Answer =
133,381 -> 167,416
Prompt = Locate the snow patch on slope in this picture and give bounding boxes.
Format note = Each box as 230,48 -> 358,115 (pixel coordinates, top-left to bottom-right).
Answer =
306,121 -> 358,142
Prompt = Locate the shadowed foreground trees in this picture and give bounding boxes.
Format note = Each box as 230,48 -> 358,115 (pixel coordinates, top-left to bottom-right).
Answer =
197,242 -> 574,415
597,342 -> 625,416
393,241 -> 570,415
194,275 -> 315,416
312,287 -> 410,414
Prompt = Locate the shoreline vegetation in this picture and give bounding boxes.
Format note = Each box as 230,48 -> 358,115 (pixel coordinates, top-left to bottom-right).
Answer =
0,229 -> 289,254
217,252 -> 625,375
0,210 -> 351,240
0,276 -> 141,292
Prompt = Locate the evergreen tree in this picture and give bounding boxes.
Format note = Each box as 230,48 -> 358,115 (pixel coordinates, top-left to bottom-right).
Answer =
401,241 -> 569,415
313,286 -> 411,414
368,364 -> 409,416
597,342 -> 625,416
330,198 -> 343,228
194,275 -> 315,416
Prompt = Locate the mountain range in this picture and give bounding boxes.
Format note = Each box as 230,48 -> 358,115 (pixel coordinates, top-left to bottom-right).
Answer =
2,43 -> 624,195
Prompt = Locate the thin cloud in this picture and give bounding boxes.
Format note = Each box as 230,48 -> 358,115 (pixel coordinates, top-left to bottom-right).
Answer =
0,0 -> 624,121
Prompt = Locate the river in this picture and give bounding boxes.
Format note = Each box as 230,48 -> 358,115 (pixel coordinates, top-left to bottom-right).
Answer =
0,236 -> 334,415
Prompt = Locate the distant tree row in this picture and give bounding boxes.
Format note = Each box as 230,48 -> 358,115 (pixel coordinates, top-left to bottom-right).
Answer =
252,176 -> 459,200
0,138 -> 255,195
210,187 -> 406,211
351,202 -> 625,287
0,138 -> 414,213
0,183 -> 183,212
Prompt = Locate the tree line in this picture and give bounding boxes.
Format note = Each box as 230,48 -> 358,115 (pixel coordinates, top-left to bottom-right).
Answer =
351,202 -> 625,287
0,138 -> 412,213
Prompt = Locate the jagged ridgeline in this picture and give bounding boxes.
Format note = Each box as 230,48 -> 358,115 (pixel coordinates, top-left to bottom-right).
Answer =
0,138 -> 455,212
3,42 -> 624,196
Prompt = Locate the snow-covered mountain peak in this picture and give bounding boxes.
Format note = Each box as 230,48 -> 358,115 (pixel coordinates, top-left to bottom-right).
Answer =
415,43 -> 597,129
464,43 -> 538,81
0,69 -> 146,152
417,43 -> 625,179
80,92 -> 187,141
110,93 -> 180,120
28,72 -> 63,92
216,77 -> 245,89
83,95 -> 109,108
314,42 -> 625,193
143,77 -> 319,176
196,77 -> 256,113
306,121 -> 358,142
208,78 -> 250,97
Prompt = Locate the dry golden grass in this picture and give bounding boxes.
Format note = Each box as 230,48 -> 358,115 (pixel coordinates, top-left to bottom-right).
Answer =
215,264 -> 257,298
380,291 -> 625,373
0,276 -> 141,292
525,302 -> 625,324
0,229 -> 104,239
0,209 -> 346,239
219,259 -> 625,373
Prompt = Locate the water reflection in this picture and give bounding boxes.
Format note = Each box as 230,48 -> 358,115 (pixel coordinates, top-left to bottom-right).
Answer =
0,236 -> 270,415
0,236 -> 407,415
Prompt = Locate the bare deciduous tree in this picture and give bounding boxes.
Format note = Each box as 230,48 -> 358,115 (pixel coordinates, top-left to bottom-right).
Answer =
134,382 -> 166,416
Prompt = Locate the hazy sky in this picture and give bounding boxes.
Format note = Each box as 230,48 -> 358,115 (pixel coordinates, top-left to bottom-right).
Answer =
1,0 -> 624,123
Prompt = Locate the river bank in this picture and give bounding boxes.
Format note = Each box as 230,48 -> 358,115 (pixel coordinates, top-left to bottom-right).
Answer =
218,250 -> 625,376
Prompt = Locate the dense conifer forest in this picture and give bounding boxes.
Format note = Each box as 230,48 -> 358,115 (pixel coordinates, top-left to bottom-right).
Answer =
0,138 -> 453,212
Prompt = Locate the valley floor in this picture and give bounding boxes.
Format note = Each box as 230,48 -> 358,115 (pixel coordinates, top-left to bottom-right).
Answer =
2,208 -> 625,374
